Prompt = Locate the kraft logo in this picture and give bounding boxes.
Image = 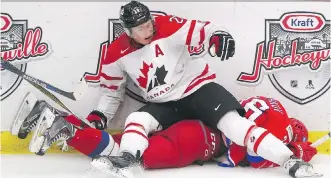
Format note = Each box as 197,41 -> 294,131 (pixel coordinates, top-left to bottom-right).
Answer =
280,12 -> 326,32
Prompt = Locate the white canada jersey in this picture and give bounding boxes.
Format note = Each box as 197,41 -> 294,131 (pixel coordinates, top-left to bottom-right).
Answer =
96,15 -> 227,119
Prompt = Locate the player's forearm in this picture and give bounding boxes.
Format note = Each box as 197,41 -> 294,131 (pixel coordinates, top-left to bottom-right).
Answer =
96,89 -> 124,121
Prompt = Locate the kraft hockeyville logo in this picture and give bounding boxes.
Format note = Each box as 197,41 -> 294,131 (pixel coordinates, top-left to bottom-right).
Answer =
237,12 -> 330,105
0,13 -> 51,101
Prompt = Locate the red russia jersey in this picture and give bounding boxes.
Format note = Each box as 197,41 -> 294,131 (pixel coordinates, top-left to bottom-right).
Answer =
142,120 -> 221,169
96,15 -> 227,118
240,96 -> 293,144
221,96 -> 293,168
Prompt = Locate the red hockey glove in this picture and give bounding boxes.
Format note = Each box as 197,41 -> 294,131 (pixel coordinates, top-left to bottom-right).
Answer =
288,142 -> 317,162
65,110 -> 107,130
208,30 -> 235,61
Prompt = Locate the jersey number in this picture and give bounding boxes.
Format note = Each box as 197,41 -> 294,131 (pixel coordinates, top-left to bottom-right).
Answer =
169,16 -> 184,24
241,98 -> 269,121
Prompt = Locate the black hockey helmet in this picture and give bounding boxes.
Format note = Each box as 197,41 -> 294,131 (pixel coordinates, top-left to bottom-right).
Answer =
119,1 -> 153,30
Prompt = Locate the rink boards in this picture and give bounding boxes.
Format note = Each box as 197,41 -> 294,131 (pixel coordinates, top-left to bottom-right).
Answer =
1,1 -> 330,155
0,130 -> 329,154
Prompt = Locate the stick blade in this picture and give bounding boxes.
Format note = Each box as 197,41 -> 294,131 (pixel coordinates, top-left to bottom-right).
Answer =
72,78 -> 89,100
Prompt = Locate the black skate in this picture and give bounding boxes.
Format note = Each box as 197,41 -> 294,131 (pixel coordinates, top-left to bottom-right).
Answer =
17,100 -> 48,139
11,92 -> 41,138
29,108 -> 75,155
284,155 -> 323,178
91,151 -> 143,178
11,92 -> 67,139
107,151 -> 141,168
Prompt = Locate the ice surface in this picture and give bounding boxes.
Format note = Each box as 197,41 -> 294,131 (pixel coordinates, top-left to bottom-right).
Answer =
1,154 -> 330,178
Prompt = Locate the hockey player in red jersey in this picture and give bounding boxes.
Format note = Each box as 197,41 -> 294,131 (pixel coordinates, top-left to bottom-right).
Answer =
23,0 -> 321,177
13,97 -> 222,169
17,94 -> 316,173
216,96 -> 317,168
68,119 -> 223,169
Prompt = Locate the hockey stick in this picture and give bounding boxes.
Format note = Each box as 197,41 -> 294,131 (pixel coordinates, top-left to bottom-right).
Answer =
310,132 -> 331,148
1,59 -> 95,129
1,59 -> 88,101
30,82 -> 94,129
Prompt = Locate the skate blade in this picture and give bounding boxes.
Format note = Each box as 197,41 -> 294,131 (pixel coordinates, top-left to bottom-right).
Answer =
298,173 -> 323,178
91,160 -> 135,178
29,107 -> 55,153
296,169 -> 324,178
11,92 -> 38,136
96,167 -> 134,178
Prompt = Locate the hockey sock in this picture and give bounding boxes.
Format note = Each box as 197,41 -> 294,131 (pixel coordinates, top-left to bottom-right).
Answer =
118,112 -> 160,156
67,128 -> 119,158
119,122 -> 149,156
217,110 -> 293,165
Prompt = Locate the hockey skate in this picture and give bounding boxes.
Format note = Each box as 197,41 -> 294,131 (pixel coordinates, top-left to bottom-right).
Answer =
11,92 -> 41,138
11,92 -> 67,139
29,107 -> 75,155
284,155 -> 323,178
91,151 -> 143,178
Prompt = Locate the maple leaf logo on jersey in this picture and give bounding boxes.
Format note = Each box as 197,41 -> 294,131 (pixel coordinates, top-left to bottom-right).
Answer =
137,62 -> 153,89
137,62 -> 168,92
148,65 -> 168,92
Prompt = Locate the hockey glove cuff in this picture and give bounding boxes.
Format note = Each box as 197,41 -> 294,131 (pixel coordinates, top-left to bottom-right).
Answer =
86,110 -> 108,130
64,110 -> 108,130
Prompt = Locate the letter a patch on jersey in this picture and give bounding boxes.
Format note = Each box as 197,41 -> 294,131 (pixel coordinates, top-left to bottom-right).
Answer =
155,44 -> 164,57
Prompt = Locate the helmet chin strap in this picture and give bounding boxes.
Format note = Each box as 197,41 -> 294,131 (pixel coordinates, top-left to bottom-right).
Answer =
129,38 -> 145,49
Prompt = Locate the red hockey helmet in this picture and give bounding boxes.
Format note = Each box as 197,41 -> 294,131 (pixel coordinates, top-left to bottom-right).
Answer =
290,118 -> 308,142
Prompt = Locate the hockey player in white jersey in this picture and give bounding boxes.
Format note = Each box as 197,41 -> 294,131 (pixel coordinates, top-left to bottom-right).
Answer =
83,1 -> 320,177
25,1 -> 321,178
